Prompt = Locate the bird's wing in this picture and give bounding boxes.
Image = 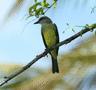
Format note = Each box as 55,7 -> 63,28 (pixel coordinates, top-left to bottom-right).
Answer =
41,28 -> 48,49
54,23 -> 59,44
54,23 -> 59,55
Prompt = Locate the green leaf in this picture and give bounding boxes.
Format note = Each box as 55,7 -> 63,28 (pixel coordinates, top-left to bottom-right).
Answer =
29,2 -> 42,17
34,0 -> 37,3
35,7 -> 44,17
53,0 -> 57,8
41,0 -> 49,8
29,6 -> 34,16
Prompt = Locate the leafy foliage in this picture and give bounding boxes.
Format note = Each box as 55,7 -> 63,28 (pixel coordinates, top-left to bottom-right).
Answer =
28,0 -> 57,18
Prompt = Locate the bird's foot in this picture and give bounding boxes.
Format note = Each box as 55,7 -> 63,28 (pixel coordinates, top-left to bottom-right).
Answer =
44,49 -> 49,57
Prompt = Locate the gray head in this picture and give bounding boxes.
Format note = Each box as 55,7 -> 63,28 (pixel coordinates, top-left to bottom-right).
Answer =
34,16 -> 52,24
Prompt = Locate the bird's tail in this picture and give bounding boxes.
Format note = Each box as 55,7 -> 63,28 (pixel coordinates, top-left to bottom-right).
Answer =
51,56 -> 59,73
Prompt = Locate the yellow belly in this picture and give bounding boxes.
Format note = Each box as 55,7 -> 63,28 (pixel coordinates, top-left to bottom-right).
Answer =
42,24 -> 58,58
43,28 -> 57,48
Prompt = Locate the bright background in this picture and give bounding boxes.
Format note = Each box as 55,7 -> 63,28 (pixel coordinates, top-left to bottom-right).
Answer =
0,0 -> 95,69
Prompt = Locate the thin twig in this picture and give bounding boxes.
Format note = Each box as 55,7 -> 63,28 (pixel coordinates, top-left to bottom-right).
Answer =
0,24 -> 96,86
26,0 -> 58,20
22,0 -> 58,30
43,0 -> 58,15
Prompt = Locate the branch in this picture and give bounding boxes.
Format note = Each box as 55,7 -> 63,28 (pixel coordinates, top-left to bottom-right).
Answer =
27,0 -> 58,19
0,24 -> 96,86
43,0 -> 58,15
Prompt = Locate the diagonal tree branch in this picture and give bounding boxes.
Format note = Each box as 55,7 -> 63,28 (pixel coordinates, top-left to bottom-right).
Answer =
43,0 -> 58,15
0,24 -> 96,86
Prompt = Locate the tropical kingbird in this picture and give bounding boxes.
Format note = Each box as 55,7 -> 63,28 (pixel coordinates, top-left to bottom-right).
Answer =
34,16 -> 59,73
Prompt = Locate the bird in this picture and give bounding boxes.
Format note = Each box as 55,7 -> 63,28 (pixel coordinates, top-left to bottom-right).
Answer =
34,16 -> 59,73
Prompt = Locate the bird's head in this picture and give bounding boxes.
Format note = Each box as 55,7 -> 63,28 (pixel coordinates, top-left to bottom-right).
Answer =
34,16 -> 52,25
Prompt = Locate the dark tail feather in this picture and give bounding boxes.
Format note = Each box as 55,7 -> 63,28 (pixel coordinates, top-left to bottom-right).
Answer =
51,57 -> 59,73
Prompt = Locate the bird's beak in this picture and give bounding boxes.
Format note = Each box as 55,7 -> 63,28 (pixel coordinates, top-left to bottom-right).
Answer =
34,21 -> 39,24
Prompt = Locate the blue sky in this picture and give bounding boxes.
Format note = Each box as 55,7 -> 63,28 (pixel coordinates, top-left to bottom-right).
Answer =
0,0 -> 95,69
